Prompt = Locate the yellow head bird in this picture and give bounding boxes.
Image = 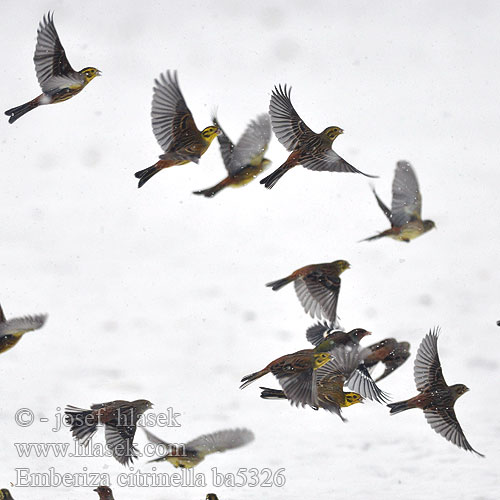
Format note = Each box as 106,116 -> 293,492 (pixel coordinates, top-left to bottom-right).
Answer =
144,428 -> 254,468
0,303 -> 47,355
135,70 -> 220,188
5,12 -> 101,123
193,112 -> 272,197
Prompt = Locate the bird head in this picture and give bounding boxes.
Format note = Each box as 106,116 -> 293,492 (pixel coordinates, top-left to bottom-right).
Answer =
348,328 -> 371,342
322,126 -> 344,143
93,486 -> 114,500
450,384 -> 469,401
201,125 -> 221,144
80,67 -> 101,83
331,259 -> 351,274
344,392 -> 363,406
134,399 -> 154,413
423,220 -> 436,233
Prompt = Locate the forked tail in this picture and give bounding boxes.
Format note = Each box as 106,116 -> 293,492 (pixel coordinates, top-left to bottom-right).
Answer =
5,99 -> 39,124
64,406 -> 98,445
240,369 -> 268,389
259,387 -> 287,400
259,164 -> 293,189
135,165 -> 162,188
193,179 -> 230,198
387,400 -> 411,415
265,276 -> 292,291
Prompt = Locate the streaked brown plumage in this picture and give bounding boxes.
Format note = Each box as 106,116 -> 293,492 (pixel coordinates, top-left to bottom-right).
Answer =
193,113 -> 272,197
5,13 -> 101,124
260,85 -> 377,188
266,260 -> 350,324
135,71 -> 220,188
94,486 -> 114,500
361,160 -> 435,242
144,428 -> 254,468
363,338 -> 411,382
240,349 -> 331,408
388,328 -> 483,457
0,303 -> 47,355
65,399 -> 153,465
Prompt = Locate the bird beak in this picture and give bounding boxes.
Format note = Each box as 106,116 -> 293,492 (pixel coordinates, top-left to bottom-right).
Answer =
96,70 -> 102,76
365,331 -> 372,336
339,128 -> 344,134
216,128 -> 222,136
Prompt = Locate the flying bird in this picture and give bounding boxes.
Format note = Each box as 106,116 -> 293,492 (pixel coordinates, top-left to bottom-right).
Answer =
135,70 -> 220,188
144,428 -> 254,468
266,260 -> 350,324
193,113 -> 272,197
361,161 -> 435,242
260,84 -> 376,188
240,348 -> 331,408
65,399 -> 153,465
5,12 -> 101,124
0,303 -> 47,355
387,328 -> 483,457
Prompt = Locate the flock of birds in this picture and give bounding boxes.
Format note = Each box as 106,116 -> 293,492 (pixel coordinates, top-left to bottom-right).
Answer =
1,9 -> 484,500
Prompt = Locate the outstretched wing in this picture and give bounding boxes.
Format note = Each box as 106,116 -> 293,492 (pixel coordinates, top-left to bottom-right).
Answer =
414,327 -> 447,392
276,367 -> 318,408
212,113 -> 235,174
151,70 -> 200,152
294,272 -> 341,324
306,322 -> 338,347
34,13 -> 79,93
424,408 -> 484,457
346,364 -> 390,404
301,149 -> 377,177
104,423 -> 139,466
0,314 -> 47,336
186,428 -> 254,456
391,160 -> 422,226
269,85 -> 316,151
231,113 -> 272,173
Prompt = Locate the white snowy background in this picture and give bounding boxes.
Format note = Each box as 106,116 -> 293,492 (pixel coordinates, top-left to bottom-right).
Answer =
1,0 -> 499,498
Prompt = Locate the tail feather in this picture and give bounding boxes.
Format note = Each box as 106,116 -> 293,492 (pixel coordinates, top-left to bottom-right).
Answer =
135,165 -> 161,188
259,164 -> 292,189
193,179 -> 228,198
387,400 -> 411,415
5,99 -> 39,124
64,406 -> 98,445
240,369 -> 267,389
359,232 -> 385,243
259,387 -> 287,400
265,276 -> 292,291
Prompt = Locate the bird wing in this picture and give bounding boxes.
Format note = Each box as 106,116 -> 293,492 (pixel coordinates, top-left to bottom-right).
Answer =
374,341 -> 411,383
151,71 -> 200,153
34,13 -> 78,93
391,160 -> 422,226
269,85 -> 316,151
0,304 -> 5,323
231,113 -> 272,173
371,188 -> 393,223
414,327 -> 448,393
346,364 -> 390,404
316,345 -> 362,381
276,367 -> 318,408
186,428 -> 254,456
424,408 -> 484,457
301,149 -> 377,177
104,423 -> 139,466
305,321 -> 338,347
212,113 -> 235,174
294,272 -> 341,324
0,314 -> 47,336
143,428 -> 171,447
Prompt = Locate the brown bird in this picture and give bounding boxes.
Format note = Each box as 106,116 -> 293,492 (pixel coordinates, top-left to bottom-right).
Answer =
144,428 -> 254,468
134,71 -> 220,188
260,345 -> 374,421
362,338 -> 411,383
0,303 -> 47,355
0,490 -> 14,500
361,161 -> 435,242
206,495 -> 219,500
260,84 -> 376,188
94,486 -> 114,500
193,113 -> 272,197
304,323 -> 391,403
240,349 -> 331,408
266,260 -> 350,324
65,399 -> 153,465
387,328 -> 483,456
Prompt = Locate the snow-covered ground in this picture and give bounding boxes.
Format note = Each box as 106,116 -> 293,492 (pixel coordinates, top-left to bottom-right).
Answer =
1,1 -> 499,498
